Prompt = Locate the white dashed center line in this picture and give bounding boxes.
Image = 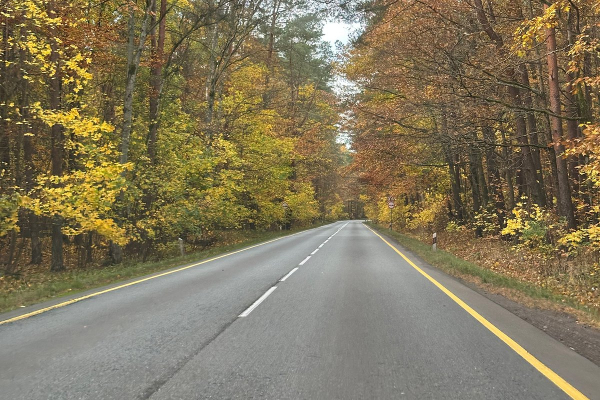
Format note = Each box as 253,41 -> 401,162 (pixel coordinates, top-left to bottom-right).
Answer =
299,256 -> 311,266
239,287 -> 277,317
239,223 -> 349,318
280,268 -> 299,282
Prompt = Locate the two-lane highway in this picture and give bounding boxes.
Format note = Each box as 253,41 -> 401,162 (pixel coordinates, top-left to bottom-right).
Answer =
1,221 -> 599,399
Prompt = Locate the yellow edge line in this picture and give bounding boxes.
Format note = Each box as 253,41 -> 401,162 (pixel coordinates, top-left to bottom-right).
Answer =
0,229 -> 311,326
365,224 -> 589,400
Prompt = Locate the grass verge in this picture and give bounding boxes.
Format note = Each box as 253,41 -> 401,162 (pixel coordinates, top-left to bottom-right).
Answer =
367,223 -> 600,323
0,224 -> 327,315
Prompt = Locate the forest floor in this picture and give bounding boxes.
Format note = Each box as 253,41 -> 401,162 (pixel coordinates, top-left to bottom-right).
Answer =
0,224 -> 326,315
369,223 -> 600,367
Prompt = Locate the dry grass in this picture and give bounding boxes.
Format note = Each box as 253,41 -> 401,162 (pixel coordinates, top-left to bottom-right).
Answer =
436,230 -> 600,313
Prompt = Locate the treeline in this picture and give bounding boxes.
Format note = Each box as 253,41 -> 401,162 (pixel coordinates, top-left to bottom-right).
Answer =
346,0 -> 600,254
0,0 -> 348,272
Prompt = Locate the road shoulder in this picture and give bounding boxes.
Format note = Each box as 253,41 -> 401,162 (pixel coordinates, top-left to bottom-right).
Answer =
368,223 -> 600,368
366,223 -> 600,399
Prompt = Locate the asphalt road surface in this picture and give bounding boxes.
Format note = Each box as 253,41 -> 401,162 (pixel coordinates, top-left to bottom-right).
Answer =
1,221 -> 599,399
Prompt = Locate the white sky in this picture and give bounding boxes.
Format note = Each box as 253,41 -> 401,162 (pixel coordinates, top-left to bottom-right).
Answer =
322,21 -> 361,47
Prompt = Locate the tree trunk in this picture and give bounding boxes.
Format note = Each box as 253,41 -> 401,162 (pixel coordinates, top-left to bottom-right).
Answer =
501,129 -> 515,211
147,0 -> 167,164
112,0 -> 155,264
120,0 -> 155,165
19,43 -> 42,265
48,1 -> 64,272
440,114 -> 464,221
508,84 -> 545,206
525,0 -> 559,206
86,232 -> 93,263
545,10 -> 576,229
519,64 -> 546,205
468,140 -> 482,216
5,230 -> 17,274
473,0 -> 545,207
537,63 -> 560,207
263,0 -> 281,108
483,126 -> 505,227
205,11 -> 219,129
0,19 -> 10,181
565,10 -> 583,196
473,131 -> 489,206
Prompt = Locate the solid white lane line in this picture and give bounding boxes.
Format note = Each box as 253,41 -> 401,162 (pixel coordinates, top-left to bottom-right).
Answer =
279,268 -> 299,282
311,248 -> 319,255
239,287 -> 277,317
299,256 -> 311,266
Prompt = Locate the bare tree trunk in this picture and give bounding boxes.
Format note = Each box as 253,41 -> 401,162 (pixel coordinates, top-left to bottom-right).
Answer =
545,9 -> 576,229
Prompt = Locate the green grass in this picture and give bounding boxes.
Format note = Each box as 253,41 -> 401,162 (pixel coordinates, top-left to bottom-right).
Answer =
0,224 -> 328,314
367,223 -> 599,320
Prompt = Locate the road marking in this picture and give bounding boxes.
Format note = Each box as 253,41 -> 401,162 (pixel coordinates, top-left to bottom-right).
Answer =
365,224 -> 589,400
0,225 -> 335,326
279,268 -> 299,282
239,287 -> 277,317
318,243 -> 325,248
311,249 -> 319,255
299,256 -> 311,266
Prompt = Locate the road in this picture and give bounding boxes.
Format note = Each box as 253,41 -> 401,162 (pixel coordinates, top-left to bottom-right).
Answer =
1,221 -> 599,399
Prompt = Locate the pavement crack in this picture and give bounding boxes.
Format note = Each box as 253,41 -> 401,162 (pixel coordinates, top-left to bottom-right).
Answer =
138,279 -> 284,399
137,316 -> 239,400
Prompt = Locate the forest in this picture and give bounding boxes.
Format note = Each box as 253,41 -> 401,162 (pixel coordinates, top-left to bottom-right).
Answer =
346,0 -> 600,310
1,0 -> 600,312
0,0 -> 352,272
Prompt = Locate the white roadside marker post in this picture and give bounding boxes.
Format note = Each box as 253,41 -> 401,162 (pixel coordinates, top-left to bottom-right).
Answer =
432,232 -> 437,251
178,238 -> 185,256
387,196 -> 395,230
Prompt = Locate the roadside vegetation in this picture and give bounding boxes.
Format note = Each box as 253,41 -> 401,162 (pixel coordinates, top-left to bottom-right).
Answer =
0,0 -> 353,279
346,1 -> 600,321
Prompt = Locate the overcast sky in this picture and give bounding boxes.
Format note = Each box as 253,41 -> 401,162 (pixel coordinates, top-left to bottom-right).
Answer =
322,21 -> 361,48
